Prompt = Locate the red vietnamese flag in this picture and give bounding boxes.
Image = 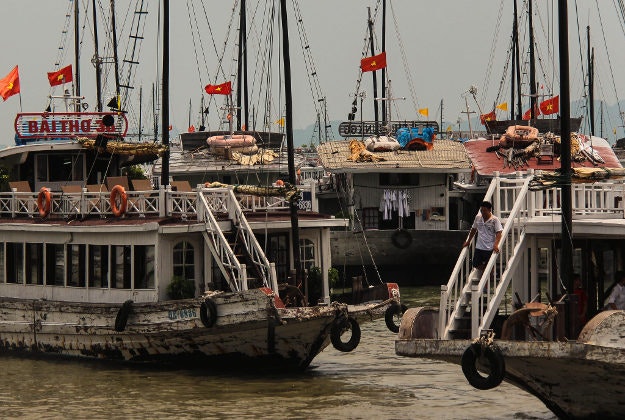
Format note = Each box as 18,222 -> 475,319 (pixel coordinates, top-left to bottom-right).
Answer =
360,52 -> 387,73
539,95 -> 559,115
0,65 -> 20,101
522,105 -> 541,120
480,110 -> 496,125
205,81 -> 232,95
47,64 -> 73,87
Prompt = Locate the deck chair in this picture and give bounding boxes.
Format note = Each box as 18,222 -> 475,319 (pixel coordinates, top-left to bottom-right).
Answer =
61,185 -> 83,214
9,181 -> 32,192
131,179 -> 154,191
170,180 -> 193,192
86,184 -> 109,216
9,181 -> 34,215
130,179 -> 157,216
105,176 -> 130,192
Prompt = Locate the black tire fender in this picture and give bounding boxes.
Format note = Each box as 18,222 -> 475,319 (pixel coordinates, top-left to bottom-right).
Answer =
331,317 -> 361,352
461,343 -> 506,390
385,303 -> 408,333
114,300 -> 133,332
200,298 -> 218,328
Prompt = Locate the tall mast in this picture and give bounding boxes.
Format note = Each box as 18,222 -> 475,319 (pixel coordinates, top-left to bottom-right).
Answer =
73,0 -> 81,111
381,0 -> 386,124
367,7 -> 380,134
528,0 -> 537,120
279,0 -> 303,284
138,86 -> 143,141
513,0 -> 522,119
161,0 -> 170,187
236,0 -> 249,131
110,0 -> 121,109
587,26 -> 595,137
558,0 -> 573,335
92,0 -> 103,111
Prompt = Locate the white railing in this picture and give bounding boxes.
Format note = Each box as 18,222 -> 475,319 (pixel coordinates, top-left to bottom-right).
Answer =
0,182 -> 317,219
197,191 -> 247,292
441,173 -> 625,339
225,189 -> 276,291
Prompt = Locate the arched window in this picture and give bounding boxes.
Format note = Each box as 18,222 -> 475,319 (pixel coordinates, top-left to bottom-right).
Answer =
173,241 -> 195,281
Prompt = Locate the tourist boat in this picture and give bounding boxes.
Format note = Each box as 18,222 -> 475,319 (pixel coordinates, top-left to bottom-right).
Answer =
396,3 -> 625,415
0,1 -> 402,370
317,3 -> 473,285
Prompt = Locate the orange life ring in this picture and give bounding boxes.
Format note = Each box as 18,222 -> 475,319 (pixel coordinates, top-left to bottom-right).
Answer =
110,185 -> 127,217
37,187 -> 52,217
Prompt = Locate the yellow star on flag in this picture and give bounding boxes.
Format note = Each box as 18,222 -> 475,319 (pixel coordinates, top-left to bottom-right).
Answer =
7,82 -> 13,90
370,61 -> 377,67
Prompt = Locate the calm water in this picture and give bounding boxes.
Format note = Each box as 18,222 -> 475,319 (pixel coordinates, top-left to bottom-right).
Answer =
0,287 -> 555,419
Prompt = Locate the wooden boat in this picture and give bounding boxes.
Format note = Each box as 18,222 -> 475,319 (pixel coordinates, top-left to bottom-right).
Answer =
395,166 -> 625,418
0,1 -> 403,370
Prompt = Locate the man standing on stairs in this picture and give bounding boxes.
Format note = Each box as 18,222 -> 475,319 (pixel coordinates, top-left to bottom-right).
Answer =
463,201 -> 503,272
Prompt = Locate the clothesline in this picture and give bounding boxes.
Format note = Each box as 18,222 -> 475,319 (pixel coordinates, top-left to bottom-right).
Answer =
379,189 -> 410,220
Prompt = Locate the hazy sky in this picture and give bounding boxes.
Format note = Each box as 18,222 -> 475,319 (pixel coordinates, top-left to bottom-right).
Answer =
1,0 -> 625,148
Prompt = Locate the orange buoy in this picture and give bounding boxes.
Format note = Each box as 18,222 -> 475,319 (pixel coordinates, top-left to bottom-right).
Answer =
37,187 -> 52,217
110,185 -> 128,217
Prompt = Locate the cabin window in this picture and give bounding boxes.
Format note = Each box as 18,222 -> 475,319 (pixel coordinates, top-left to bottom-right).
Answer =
6,243 -> 24,284
26,243 -> 44,285
67,244 -> 86,287
35,154 -> 85,183
379,173 -> 419,186
0,243 -> 4,283
46,244 -> 65,286
362,208 -> 379,230
134,245 -> 155,289
173,242 -> 194,281
299,239 -> 316,272
111,245 -> 132,289
89,245 -> 109,288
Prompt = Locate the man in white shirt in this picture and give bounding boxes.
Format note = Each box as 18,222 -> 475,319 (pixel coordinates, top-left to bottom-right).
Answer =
606,271 -> 625,310
463,201 -> 504,270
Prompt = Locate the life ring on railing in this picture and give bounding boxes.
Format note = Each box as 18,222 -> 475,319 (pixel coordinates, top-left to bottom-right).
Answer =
461,343 -> 506,390
110,185 -> 127,217
385,303 -> 408,333
330,317 -> 361,352
114,299 -> 133,332
37,187 -> 52,217
200,297 -> 218,328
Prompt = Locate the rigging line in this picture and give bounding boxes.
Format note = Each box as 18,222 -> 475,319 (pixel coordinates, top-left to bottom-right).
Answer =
198,0 -> 226,82
292,0 -> 325,117
480,0 -> 506,107
388,0 -> 419,114
187,1 -> 212,88
614,0 -> 625,37
186,0 -> 206,94
595,0 -> 625,125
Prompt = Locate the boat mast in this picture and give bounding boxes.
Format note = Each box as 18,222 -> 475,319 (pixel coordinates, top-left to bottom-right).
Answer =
92,0 -> 103,111
587,26 -> 595,137
512,0 -> 522,120
367,7 -> 380,135
528,0 -> 537,120
381,0 -> 386,124
557,0 -> 573,335
236,0 -> 249,131
73,0 -> 81,111
279,0 -> 303,285
110,0 -> 121,109
161,0 -> 170,187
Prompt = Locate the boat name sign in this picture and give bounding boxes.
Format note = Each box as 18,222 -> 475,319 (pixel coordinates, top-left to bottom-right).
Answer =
14,112 -> 129,140
338,120 -> 439,138
167,308 -> 198,321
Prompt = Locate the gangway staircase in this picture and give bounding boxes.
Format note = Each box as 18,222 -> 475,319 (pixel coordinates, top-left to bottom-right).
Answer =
197,188 -> 278,293
439,176 -> 532,340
